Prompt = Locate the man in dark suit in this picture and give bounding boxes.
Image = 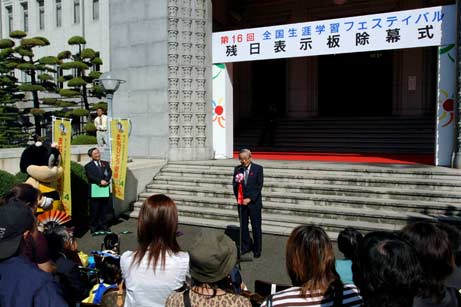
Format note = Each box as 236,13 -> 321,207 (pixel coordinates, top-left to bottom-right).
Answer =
85,147 -> 112,234
233,148 -> 264,258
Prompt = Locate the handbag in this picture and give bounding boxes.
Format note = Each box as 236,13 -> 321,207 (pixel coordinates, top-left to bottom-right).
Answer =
100,281 -> 125,307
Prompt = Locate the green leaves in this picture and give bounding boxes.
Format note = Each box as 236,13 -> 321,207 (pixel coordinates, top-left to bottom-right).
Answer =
81,48 -> 96,59
0,39 -> 15,49
33,37 -> 50,46
72,108 -> 89,117
68,36 -> 86,45
39,56 -> 59,65
88,71 -> 102,79
21,38 -> 47,48
9,31 -> 27,39
84,122 -> 96,132
90,101 -> 107,111
15,47 -> 34,57
91,57 -> 103,65
61,61 -> 89,70
17,63 -> 36,70
71,134 -> 96,145
59,89 -> 80,97
68,77 -> 88,87
18,84 -> 45,92
57,50 -> 72,60
38,73 -> 54,81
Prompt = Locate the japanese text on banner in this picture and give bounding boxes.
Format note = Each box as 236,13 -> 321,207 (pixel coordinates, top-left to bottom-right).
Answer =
111,119 -> 129,200
52,118 -> 72,215
212,5 -> 456,63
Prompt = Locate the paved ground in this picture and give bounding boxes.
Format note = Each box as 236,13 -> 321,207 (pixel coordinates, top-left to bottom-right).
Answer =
77,217 -> 342,291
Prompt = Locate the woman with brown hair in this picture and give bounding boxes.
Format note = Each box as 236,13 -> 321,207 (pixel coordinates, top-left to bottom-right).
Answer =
120,194 -> 189,307
401,222 -> 460,307
261,225 -> 362,307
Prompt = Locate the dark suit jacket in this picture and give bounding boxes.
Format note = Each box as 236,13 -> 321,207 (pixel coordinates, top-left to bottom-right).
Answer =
84,160 -> 112,192
233,162 -> 264,207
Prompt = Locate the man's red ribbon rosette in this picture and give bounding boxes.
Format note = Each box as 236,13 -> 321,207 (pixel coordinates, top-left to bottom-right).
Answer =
235,173 -> 244,205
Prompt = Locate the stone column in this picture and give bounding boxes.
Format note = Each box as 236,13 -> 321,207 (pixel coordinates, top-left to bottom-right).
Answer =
109,0 -> 213,160
167,0 -> 213,160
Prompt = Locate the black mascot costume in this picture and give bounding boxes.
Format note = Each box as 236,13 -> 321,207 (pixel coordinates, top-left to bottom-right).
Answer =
20,141 -> 64,212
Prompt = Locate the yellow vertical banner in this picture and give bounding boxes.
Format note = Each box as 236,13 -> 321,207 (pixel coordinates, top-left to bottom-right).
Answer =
111,119 -> 129,200
52,118 -> 72,215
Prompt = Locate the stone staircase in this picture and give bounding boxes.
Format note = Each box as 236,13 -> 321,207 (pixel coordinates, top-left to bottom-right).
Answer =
130,160 -> 461,238
235,116 -> 435,154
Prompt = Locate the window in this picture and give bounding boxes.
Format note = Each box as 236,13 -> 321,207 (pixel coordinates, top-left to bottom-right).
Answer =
21,3 -> 28,32
56,67 -> 63,89
73,0 -> 80,24
6,6 -> 13,34
92,0 -> 99,20
38,0 -> 45,30
56,0 -> 62,27
22,71 -> 31,83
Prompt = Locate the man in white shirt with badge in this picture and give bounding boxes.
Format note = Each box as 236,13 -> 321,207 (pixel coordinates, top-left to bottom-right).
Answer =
94,107 -> 108,148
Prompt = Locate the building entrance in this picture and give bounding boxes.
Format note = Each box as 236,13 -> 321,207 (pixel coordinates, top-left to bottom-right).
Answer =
318,51 -> 393,117
252,59 -> 287,118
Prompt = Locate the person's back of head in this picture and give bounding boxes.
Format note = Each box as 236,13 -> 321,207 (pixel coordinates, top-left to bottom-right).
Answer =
1,184 -> 41,212
100,256 -> 121,285
132,194 -> 180,271
286,225 -> 340,295
43,222 -> 72,261
353,231 -> 423,307
436,223 -> 461,266
400,222 -> 454,303
337,227 -> 363,261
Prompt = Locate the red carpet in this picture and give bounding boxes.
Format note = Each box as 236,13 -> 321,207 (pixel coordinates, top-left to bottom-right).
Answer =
233,151 -> 434,165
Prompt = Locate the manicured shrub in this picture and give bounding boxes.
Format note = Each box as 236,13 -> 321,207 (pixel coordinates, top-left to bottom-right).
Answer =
71,135 -> 97,145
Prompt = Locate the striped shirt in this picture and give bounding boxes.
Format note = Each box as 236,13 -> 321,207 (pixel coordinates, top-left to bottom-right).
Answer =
261,284 -> 362,307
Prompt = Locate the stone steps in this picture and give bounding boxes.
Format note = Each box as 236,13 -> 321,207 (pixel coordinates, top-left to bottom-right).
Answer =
153,173 -> 461,191
138,187 -> 461,215
131,194 -> 461,225
164,162 -> 461,180
132,202 -> 400,234
130,161 -> 461,238
234,116 -> 435,154
145,182 -> 461,203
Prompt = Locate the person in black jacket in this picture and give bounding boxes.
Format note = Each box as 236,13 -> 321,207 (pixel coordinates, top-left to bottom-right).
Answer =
232,149 -> 264,258
85,147 -> 112,234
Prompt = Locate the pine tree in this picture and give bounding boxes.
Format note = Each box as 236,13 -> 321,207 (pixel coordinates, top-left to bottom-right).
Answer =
0,36 -> 29,147
9,30 -> 58,137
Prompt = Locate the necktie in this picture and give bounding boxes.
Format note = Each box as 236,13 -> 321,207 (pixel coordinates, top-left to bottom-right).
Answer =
244,167 -> 249,184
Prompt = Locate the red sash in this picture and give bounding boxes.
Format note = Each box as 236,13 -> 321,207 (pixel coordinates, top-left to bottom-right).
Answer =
237,182 -> 244,205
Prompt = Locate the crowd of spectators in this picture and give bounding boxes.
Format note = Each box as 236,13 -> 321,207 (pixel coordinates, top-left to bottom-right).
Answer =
1,183 -> 461,307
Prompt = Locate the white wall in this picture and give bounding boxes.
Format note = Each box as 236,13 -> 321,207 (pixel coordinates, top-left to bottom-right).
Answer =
0,0 -> 110,73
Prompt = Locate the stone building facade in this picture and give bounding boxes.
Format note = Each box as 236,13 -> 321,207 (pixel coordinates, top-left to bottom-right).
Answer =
110,0 -> 213,160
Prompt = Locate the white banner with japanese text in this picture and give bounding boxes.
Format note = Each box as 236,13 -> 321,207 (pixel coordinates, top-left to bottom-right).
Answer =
212,5 -> 456,63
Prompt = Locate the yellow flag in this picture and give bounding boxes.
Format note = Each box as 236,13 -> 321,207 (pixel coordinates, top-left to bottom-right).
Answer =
52,118 -> 72,215
111,119 -> 129,200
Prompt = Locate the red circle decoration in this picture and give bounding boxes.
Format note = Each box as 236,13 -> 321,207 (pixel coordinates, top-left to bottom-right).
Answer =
443,99 -> 454,112
215,105 -> 224,116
